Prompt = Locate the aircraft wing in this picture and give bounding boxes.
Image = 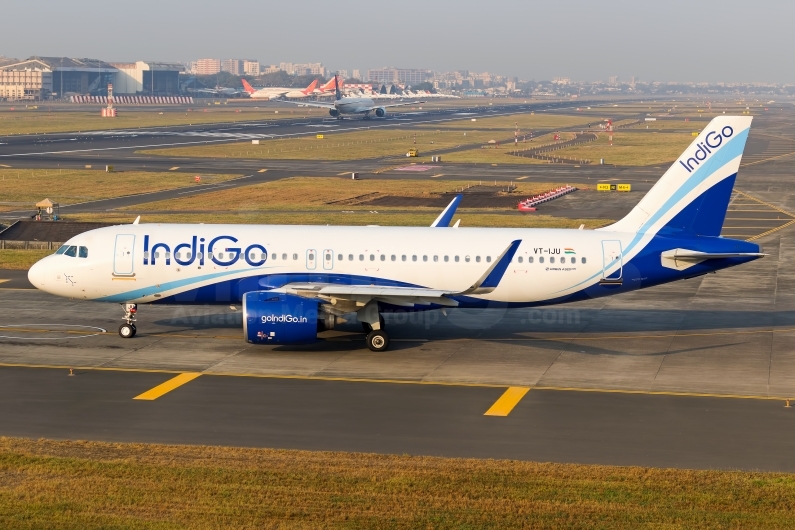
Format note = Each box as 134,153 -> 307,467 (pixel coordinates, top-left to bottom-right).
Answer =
370,100 -> 425,109
280,100 -> 335,109
269,240 -> 522,313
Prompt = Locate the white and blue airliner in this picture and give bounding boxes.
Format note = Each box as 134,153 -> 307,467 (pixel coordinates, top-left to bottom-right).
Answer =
28,116 -> 762,351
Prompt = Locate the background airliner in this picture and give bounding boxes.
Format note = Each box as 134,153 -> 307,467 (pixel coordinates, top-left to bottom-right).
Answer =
283,75 -> 423,118
28,116 -> 762,352
242,79 -> 319,99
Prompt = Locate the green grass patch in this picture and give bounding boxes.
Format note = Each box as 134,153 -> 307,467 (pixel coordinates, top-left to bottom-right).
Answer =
0,108 -> 329,136
0,169 -> 239,210
1,437 -> 794,529
138,128 -> 514,161
549,131 -> 695,166
0,249 -> 53,270
416,112 -> 599,131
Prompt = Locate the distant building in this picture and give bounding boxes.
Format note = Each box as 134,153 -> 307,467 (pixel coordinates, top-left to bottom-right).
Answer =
195,59 -> 221,76
367,68 -> 431,85
277,62 -> 325,76
0,59 -> 52,100
243,60 -> 260,76
352,69 -> 361,80
336,70 -> 349,79
221,59 -> 243,76
0,57 -> 118,100
111,61 -> 184,95
608,75 -> 618,85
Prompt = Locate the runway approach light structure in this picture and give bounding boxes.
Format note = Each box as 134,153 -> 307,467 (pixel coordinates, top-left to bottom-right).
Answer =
101,84 -> 117,117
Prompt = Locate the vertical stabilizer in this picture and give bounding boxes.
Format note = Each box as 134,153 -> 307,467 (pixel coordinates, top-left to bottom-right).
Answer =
602,116 -> 752,237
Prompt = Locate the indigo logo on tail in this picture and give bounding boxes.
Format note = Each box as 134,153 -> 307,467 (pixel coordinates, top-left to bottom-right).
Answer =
679,126 -> 734,173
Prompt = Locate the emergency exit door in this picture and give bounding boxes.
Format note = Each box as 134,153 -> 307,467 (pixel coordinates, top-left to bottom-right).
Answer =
323,249 -> 334,270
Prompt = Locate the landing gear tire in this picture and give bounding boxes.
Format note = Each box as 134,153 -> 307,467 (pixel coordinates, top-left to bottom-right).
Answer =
119,324 -> 135,338
130,324 -> 137,337
366,330 -> 390,352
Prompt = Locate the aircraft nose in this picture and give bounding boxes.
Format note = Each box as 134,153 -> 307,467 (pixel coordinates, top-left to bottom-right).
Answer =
28,258 -> 47,289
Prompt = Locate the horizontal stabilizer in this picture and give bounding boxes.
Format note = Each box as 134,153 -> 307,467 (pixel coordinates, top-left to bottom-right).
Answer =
661,248 -> 765,270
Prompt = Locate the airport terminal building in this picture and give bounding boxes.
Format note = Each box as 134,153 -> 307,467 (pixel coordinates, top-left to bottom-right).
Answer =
0,57 -> 184,100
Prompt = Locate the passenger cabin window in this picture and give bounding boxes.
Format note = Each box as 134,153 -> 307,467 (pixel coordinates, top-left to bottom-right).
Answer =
293,253 -> 298,260
465,256 -> 470,262
349,254 -> 354,261
401,255 -> 407,261
433,255 -> 438,262
359,254 -> 364,261
560,257 -> 565,264
518,257 -> 523,263
412,255 -> 417,262
529,256 -> 534,263
486,256 -> 491,263
475,256 -> 481,263
539,256 -> 544,263
380,254 -> 386,261
369,254 -> 375,261
444,256 -> 449,262
391,255 -> 396,261
581,257 -> 587,264
338,254 -> 343,261
423,255 -> 428,262
550,257 -> 555,263
64,246 -> 77,257
455,256 -> 460,262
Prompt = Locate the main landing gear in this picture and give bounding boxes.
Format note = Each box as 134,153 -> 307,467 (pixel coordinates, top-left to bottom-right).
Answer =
358,302 -> 390,352
119,303 -> 137,338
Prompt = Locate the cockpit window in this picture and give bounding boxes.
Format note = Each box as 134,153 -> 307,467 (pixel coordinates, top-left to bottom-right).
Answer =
55,245 -> 69,255
79,246 -> 88,258
64,246 -> 77,257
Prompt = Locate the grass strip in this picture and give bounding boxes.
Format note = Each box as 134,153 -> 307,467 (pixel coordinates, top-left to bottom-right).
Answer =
1,437 -> 794,529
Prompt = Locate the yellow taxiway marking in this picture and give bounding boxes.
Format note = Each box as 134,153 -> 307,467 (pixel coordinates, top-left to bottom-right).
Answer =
134,372 -> 202,400
168,166 -> 180,171
0,164 -> 11,168
258,169 -> 268,173
337,171 -> 351,176
0,280 -> 9,284
484,387 -> 530,416
430,173 -> 445,178
516,176 -> 529,180
0,362 -> 793,402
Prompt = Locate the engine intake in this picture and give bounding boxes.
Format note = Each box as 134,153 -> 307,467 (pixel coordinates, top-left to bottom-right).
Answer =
375,107 -> 386,117
243,292 -> 319,344
329,109 -> 340,117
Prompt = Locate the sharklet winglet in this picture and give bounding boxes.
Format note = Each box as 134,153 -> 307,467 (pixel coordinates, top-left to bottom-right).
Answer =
431,194 -> 463,228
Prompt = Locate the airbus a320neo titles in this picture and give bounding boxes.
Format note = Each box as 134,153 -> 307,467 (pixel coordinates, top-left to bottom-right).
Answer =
29,116 -> 762,351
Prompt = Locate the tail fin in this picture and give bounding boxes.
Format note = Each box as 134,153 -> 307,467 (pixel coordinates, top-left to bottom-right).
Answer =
334,74 -> 342,100
604,116 -> 752,237
241,79 -> 255,94
302,79 -> 319,94
319,78 -> 336,92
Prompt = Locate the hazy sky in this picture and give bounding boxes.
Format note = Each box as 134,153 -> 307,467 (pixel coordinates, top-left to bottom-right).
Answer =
2,0 -> 792,83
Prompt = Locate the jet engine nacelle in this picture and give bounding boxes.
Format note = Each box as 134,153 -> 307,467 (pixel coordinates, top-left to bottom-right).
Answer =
243,291 -> 319,344
375,107 -> 386,117
329,109 -> 340,117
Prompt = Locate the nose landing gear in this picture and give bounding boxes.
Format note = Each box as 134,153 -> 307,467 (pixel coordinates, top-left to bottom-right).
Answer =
119,303 -> 137,338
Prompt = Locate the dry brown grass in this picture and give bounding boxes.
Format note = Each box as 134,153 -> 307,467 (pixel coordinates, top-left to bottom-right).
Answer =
415,113 -> 598,131
2,437 -> 794,529
0,249 -> 53,270
71,211 -> 609,230
0,169 -> 239,209
120,177 -> 582,213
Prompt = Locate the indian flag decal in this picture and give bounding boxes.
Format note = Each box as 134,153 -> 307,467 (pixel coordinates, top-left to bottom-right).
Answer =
564,248 -> 575,254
